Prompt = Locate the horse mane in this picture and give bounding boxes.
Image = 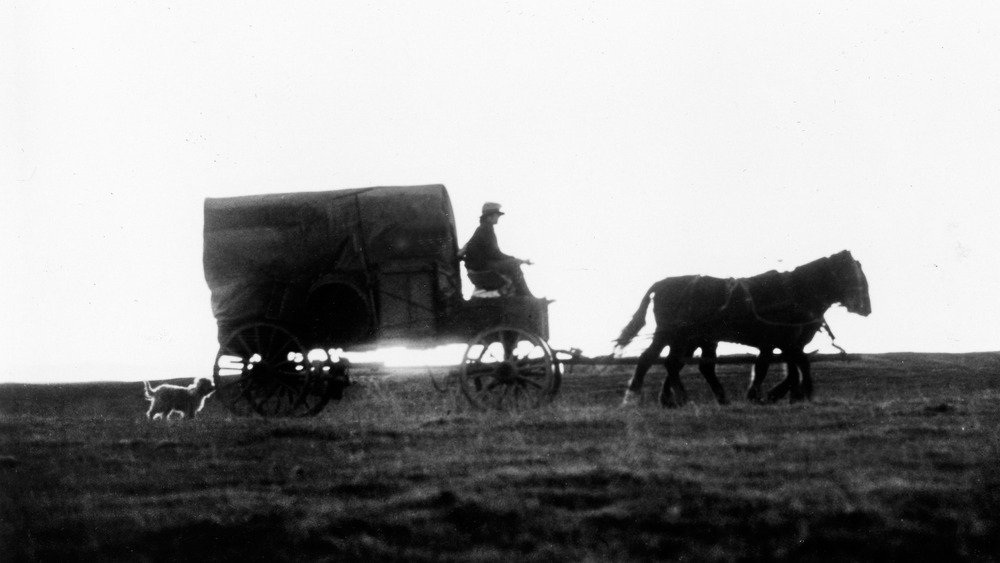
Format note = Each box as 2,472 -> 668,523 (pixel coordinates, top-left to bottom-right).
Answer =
743,252 -> 867,321
791,250 -> 870,315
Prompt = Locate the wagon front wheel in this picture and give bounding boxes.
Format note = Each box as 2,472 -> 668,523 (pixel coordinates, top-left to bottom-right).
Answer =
213,322 -> 312,417
459,327 -> 559,411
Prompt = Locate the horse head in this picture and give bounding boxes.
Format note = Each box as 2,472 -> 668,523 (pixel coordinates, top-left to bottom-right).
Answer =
829,250 -> 871,317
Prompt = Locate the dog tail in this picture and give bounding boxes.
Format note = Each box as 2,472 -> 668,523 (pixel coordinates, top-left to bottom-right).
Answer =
143,381 -> 154,400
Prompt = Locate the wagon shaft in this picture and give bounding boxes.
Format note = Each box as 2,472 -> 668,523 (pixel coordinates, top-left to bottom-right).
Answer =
558,353 -> 858,367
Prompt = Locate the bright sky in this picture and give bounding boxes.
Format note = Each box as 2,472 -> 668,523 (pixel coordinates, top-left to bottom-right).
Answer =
3,3 -> 999,383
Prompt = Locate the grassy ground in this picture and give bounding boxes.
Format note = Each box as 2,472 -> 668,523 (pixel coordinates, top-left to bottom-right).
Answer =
1,353 -> 999,562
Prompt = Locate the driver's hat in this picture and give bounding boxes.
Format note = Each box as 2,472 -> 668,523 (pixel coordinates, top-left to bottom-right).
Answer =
481,202 -> 504,216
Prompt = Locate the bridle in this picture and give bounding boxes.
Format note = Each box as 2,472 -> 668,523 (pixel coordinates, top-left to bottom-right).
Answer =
731,256 -> 862,352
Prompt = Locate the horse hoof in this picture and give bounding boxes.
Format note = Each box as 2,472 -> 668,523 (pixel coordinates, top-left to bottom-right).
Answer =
622,390 -> 642,406
658,394 -> 683,409
716,396 -> 730,406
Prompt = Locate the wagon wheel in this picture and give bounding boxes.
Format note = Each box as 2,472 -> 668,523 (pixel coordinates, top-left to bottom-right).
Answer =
297,373 -> 333,416
299,361 -> 351,416
212,322 -> 313,417
459,327 -> 560,411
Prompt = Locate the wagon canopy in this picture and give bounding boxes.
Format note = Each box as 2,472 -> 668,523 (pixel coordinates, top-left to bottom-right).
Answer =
203,185 -> 463,343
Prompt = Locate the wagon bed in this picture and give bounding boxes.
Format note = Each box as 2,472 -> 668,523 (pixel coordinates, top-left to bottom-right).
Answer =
204,185 -> 556,416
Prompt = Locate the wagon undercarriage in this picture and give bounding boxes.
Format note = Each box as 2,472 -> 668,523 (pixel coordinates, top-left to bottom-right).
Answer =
211,299 -> 559,418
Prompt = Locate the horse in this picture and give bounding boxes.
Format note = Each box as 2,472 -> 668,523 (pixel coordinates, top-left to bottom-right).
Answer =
615,250 -> 871,407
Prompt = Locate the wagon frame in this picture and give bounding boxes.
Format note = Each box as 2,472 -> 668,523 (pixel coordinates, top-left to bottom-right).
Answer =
204,185 -> 556,416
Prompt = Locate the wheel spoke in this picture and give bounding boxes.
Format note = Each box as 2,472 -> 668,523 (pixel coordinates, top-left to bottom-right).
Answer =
514,354 -> 544,366
262,328 -> 280,361
515,359 -> 549,373
501,383 -> 516,407
516,376 -> 544,390
472,343 -> 490,362
214,322 -> 311,417
464,364 -> 496,380
256,387 -> 279,414
458,327 -> 557,411
473,384 -> 497,406
476,342 -> 503,363
486,382 -> 509,409
235,333 -> 253,357
511,385 -> 533,409
259,325 -> 274,358
218,379 -> 243,405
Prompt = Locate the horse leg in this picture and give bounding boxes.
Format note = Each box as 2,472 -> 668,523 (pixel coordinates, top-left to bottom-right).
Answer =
800,355 -> 813,401
623,334 -> 668,406
766,360 -> 797,403
697,341 -> 729,405
746,348 -> 774,403
659,346 -> 689,408
786,349 -> 812,402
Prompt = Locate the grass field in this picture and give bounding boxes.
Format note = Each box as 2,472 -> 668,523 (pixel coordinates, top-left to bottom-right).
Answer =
2,353 -> 999,562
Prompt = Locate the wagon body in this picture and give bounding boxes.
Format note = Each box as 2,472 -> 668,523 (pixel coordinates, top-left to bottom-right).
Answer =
205,185 -> 547,348
204,185 -> 552,416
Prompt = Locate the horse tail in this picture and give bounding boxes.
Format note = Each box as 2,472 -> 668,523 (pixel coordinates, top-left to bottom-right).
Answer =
615,284 -> 656,348
144,381 -> 154,400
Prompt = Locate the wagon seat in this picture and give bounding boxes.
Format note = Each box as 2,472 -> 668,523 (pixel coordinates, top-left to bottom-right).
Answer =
456,249 -> 514,298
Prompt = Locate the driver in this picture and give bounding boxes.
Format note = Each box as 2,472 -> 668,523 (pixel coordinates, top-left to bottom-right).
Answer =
460,202 -> 536,298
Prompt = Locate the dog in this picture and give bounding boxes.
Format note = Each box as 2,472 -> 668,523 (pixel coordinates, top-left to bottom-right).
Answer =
144,378 -> 215,420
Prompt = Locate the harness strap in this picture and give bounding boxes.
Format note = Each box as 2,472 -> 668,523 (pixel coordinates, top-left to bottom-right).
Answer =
822,320 -> 848,356
737,279 -> 823,328
742,281 -> 849,356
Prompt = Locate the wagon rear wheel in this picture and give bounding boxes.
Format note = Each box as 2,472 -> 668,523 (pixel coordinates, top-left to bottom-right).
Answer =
213,322 -> 313,417
298,360 -> 351,416
459,327 -> 559,411
297,375 -> 333,416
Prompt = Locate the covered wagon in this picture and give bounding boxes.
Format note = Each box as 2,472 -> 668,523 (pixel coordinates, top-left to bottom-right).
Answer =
204,185 -> 557,416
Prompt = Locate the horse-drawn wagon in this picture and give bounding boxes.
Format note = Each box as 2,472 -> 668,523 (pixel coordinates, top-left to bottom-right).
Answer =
204,185 -> 558,416
205,184 -> 872,416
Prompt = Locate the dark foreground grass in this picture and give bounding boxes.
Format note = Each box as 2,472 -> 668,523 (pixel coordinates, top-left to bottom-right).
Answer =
1,353 -> 999,562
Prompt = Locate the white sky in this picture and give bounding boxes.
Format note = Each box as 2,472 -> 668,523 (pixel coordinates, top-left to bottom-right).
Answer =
3,2 -> 999,382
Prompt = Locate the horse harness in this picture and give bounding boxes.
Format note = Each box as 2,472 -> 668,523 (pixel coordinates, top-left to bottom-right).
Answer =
720,267 -> 847,354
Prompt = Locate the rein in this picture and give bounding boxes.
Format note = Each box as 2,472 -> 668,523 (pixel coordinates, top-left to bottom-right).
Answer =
821,320 -> 847,355
732,255 -> 846,328
735,278 -> 825,328
735,272 -> 850,355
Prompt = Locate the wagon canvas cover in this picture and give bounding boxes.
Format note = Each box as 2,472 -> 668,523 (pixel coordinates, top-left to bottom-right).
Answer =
203,185 -> 462,341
